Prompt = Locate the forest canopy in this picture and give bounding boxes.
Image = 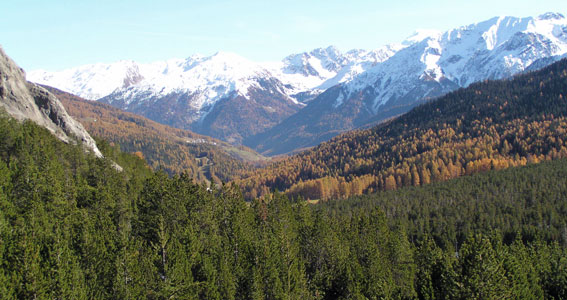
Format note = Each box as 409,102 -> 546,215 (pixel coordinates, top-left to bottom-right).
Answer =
0,110 -> 566,299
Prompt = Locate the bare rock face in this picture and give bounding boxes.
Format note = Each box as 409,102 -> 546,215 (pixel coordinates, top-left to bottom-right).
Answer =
0,46 -> 103,158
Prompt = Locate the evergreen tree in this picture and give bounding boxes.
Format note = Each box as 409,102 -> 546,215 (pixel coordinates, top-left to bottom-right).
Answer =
455,234 -> 510,299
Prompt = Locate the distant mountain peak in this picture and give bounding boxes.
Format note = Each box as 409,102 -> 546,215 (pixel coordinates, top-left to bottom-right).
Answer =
310,45 -> 342,57
538,12 -> 565,20
247,13 -> 567,155
402,29 -> 442,46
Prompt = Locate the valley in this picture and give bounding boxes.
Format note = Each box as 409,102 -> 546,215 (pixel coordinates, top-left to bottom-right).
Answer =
1,8 -> 567,300
45,86 -> 265,183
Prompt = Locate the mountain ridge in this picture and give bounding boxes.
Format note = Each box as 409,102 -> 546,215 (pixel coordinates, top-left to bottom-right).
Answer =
236,57 -> 567,200
248,12 -> 567,155
28,12 -> 567,154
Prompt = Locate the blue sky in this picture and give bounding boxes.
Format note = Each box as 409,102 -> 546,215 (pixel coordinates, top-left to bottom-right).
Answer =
2,0 -> 566,71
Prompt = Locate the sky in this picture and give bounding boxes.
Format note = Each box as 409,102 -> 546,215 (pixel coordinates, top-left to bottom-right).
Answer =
2,0 -> 566,71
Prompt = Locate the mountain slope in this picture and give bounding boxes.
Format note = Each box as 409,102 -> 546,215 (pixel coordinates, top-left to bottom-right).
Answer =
0,46 -> 102,158
31,52 -> 303,144
265,45 -> 402,102
98,52 -> 304,144
45,86 -> 264,182
248,13 -> 567,155
236,58 -> 567,200
25,44 -> 404,147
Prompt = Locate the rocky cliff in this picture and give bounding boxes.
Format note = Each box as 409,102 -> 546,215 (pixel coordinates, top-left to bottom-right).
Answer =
0,46 -> 103,158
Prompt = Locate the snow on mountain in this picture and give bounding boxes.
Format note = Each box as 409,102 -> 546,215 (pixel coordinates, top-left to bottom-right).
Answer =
30,51 -> 284,106
28,12 -> 567,110
29,51 -> 306,144
28,44 -> 402,123
108,51 -> 294,108
246,12 -> 567,155
402,29 -> 442,46
337,12 -> 567,111
27,12 -> 567,152
99,52 -> 303,144
29,60 -> 145,101
262,46 -> 348,98
264,45 -> 402,100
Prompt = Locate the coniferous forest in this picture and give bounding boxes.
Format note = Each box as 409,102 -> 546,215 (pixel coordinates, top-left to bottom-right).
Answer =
1,105 -> 567,299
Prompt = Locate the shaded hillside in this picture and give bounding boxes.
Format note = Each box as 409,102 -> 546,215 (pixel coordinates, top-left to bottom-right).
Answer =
245,84 -> 427,155
236,58 -> 567,199
191,79 -> 303,144
92,52 -> 303,145
46,86 -> 265,182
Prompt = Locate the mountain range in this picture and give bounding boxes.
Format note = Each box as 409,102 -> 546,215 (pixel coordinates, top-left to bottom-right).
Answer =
28,12 -> 567,155
237,56 -> 567,200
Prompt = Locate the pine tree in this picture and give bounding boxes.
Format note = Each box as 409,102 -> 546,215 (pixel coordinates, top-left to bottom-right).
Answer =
456,234 -> 511,299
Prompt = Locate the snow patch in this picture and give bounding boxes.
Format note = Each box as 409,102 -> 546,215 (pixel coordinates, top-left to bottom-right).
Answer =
403,29 -> 442,46
333,90 -> 345,108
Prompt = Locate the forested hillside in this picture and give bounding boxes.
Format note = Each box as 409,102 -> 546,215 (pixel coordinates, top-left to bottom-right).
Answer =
320,158 -> 567,247
1,110 -> 566,299
237,58 -> 567,200
45,86 -> 263,183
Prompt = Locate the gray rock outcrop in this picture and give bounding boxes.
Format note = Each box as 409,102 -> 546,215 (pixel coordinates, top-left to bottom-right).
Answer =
0,46 -> 103,158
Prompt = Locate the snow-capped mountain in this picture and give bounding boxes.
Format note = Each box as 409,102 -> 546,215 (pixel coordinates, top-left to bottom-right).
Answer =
264,45 -> 402,102
247,12 -> 567,155
348,12 -> 567,110
31,52 -> 304,143
30,60 -> 145,101
28,12 -> 567,154
28,46 -> 395,144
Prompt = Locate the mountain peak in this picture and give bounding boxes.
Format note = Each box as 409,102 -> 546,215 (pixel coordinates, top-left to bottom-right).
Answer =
310,45 -> 343,58
315,45 -> 341,54
325,45 -> 340,52
185,54 -> 203,61
402,29 -> 442,45
24,12 -> 567,154
538,12 -> 565,21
